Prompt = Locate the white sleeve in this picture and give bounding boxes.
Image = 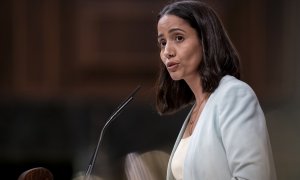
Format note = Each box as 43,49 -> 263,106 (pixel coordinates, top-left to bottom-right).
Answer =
218,82 -> 276,180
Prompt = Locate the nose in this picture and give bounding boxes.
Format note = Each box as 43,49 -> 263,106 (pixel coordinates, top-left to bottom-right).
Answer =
163,42 -> 175,59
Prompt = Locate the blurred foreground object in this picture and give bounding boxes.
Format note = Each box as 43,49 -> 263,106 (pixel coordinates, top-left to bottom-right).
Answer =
18,167 -> 53,180
124,151 -> 169,180
72,172 -> 102,180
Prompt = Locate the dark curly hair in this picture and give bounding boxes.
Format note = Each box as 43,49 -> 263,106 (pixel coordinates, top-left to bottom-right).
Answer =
156,0 -> 240,115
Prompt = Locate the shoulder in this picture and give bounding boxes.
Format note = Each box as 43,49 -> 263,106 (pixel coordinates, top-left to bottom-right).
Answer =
209,75 -> 262,118
210,75 -> 264,125
213,75 -> 257,101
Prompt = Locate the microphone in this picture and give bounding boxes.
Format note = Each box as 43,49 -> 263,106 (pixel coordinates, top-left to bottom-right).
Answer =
84,85 -> 141,180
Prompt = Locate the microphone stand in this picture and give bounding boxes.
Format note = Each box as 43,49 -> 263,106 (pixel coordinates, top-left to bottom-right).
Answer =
84,85 -> 141,180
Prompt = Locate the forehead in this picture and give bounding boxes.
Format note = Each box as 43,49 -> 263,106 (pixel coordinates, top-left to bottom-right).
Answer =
157,15 -> 191,34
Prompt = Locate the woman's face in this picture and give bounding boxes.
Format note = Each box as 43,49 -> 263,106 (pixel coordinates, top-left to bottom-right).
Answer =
157,15 -> 203,81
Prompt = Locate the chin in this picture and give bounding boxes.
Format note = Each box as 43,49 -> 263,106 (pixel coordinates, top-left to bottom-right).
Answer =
169,75 -> 182,81
168,71 -> 184,81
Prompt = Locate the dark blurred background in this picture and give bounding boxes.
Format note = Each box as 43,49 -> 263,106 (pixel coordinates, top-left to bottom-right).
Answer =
0,0 -> 299,179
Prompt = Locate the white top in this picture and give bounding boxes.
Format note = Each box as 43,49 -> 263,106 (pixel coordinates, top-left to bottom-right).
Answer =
171,136 -> 191,180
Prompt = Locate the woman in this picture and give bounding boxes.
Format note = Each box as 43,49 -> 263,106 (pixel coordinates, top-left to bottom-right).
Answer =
155,0 -> 277,180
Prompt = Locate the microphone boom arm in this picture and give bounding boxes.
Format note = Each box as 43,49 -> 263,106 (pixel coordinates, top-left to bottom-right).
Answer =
84,85 -> 141,180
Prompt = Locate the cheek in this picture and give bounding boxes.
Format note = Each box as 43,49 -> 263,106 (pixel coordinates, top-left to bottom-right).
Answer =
194,53 -> 202,68
190,45 -> 203,63
185,48 -> 202,68
160,51 -> 165,63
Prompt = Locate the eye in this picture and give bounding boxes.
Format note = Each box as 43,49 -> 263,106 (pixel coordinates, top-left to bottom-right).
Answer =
175,35 -> 184,42
158,39 -> 167,48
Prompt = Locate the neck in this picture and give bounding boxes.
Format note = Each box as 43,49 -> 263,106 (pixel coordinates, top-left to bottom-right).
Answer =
185,75 -> 206,106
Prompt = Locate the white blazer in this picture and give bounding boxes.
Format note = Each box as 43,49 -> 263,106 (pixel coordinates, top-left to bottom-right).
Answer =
166,75 -> 277,180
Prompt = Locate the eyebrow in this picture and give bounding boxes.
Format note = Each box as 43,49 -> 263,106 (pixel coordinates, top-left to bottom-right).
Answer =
157,28 -> 186,39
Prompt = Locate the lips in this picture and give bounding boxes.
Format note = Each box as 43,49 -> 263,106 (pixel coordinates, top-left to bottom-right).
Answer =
166,61 -> 179,72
